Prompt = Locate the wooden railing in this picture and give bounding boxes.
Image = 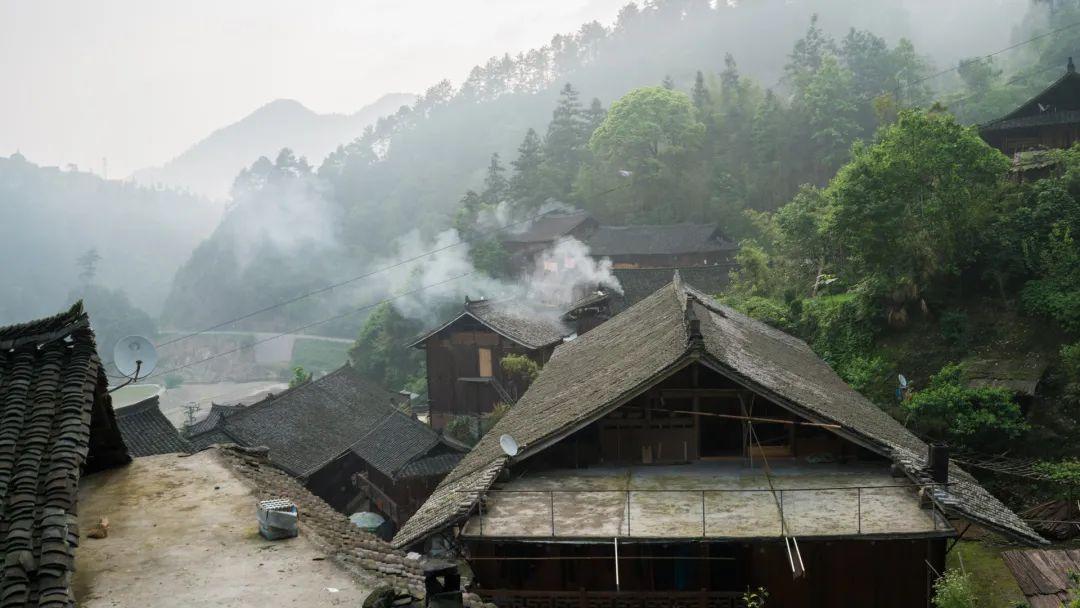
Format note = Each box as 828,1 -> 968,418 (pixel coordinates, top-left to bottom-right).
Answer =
477,589 -> 744,608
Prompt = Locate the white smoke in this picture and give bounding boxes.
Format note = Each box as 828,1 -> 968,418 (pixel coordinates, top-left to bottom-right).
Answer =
382,209 -> 622,328
221,171 -> 341,269
525,237 -> 622,307
377,228 -> 519,325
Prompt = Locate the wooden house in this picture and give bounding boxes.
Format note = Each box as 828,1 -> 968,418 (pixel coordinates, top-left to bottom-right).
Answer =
394,275 -> 1044,608
981,58 -> 1080,157
183,364 -> 462,530
585,223 -> 737,269
500,209 -> 599,269
411,297 -> 570,431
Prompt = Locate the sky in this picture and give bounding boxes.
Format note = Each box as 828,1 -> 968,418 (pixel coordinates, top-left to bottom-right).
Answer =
0,0 -> 628,178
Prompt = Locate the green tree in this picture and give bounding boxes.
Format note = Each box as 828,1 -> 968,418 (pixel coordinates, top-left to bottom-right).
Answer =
583,86 -> 706,222
825,110 -> 1009,309
77,248 -> 101,285
510,128 -> 546,209
289,366 -> 312,388
481,153 -> 509,205
691,70 -> 710,112
540,83 -> 590,201
903,363 -> 1028,452
348,303 -> 425,391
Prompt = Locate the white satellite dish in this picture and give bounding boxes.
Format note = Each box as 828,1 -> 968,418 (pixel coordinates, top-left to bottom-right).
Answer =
499,434 -> 519,457
114,335 -> 158,379
898,374 -> 909,389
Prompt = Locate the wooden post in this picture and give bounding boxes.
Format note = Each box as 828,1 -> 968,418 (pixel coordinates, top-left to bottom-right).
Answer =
614,537 -> 621,592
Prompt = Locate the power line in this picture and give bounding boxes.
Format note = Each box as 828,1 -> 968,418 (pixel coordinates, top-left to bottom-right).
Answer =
907,18 -> 1080,91
149,182 -> 632,355
142,271 -> 474,381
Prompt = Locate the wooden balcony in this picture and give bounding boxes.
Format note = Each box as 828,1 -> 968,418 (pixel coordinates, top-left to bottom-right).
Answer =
477,589 -> 744,608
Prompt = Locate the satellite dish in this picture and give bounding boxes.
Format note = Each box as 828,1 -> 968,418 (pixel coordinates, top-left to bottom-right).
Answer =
114,335 -> 157,379
898,374 -> 909,389
499,434 -> 519,457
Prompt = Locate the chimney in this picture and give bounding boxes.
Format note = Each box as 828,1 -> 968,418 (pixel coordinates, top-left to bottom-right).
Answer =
928,443 -> 949,485
424,562 -> 463,608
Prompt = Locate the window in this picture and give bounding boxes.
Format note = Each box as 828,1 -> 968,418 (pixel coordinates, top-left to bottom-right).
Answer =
478,347 -> 493,377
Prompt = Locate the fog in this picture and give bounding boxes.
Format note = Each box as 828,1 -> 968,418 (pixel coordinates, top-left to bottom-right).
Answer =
2,0 -> 1067,345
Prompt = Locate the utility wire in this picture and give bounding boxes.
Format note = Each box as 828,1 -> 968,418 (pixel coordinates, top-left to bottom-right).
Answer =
906,19 -> 1080,91
149,181 -> 633,354
142,271 -> 474,381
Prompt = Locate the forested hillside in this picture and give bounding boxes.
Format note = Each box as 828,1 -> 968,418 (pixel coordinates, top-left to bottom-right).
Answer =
131,93 -> 414,200
0,153 -> 217,341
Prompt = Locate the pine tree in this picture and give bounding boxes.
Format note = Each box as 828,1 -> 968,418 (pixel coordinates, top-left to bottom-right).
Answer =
583,98 -> 607,136
541,83 -> 589,202
510,129 -> 545,208
662,75 -> 675,90
482,153 -> 508,204
692,70 -> 710,112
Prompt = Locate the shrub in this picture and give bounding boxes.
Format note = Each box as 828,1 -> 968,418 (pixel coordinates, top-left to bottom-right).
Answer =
729,296 -> 795,332
1033,459 -> 1080,499
939,310 -> 969,347
932,569 -> 977,608
903,363 -> 1028,451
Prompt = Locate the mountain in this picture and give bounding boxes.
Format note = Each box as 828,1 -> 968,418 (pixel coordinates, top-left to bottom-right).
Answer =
131,93 -> 415,199
0,152 -> 219,322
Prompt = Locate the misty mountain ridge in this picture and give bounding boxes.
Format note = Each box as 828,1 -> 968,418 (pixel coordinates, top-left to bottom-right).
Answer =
131,92 -> 415,199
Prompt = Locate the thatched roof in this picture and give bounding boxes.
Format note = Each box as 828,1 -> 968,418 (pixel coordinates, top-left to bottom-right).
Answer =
392,274 -> 1045,548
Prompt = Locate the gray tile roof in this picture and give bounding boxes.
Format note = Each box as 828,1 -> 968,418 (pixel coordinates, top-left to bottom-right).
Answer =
500,210 -> 594,244
586,223 -> 734,257
411,297 -> 569,351
186,365 -> 461,483
393,275 -> 1045,548
115,395 -> 192,456
220,366 -> 408,477
0,303 -> 130,607
611,265 -> 732,314
397,451 -> 464,479
186,403 -> 243,437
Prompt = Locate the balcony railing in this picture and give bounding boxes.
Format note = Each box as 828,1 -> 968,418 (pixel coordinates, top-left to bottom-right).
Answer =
461,483 -> 952,539
477,588 -> 744,608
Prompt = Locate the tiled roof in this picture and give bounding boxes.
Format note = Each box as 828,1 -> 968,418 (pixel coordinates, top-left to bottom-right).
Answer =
189,365 -> 461,483
221,366 -> 408,477
586,223 -> 734,256
0,303 -> 130,607
611,265 -> 732,314
982,66 -> 1080,131
500,210 -> 594,244
393,275 -> 1044,548
115,395 -> 192,456
397,451 -> 464,479
188,428 -> 237,452
411,298 -> 569,351
186,403 -> 243,437
347,411 -> 448,480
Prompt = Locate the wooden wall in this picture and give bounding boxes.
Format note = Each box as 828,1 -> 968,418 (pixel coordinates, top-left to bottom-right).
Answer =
468,538 -> 945,608
425,318 -> 552,430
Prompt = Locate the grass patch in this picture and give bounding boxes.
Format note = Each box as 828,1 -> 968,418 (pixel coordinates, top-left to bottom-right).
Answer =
290,338 -> 350,376
945,540 -> 1024,608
